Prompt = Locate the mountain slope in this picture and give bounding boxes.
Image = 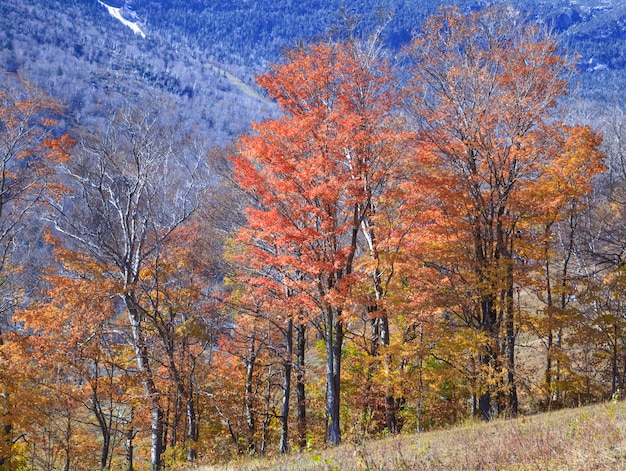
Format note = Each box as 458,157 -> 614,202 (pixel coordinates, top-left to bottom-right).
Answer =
1,0 -> 625,145
201,400 -> 626,471
0,0 -> 274,144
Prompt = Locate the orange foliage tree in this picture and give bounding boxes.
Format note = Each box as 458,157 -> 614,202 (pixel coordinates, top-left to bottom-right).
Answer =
45,105 -> 210,470
520,125 -> 604,406
0,78 -> 73,469
232,34 -> 409,445
15,237 -> 124,470
403,5 -> 604,420
18,222 -> 220,469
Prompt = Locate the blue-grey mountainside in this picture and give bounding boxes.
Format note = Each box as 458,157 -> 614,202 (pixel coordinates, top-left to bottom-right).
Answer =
1,0 -> 625,142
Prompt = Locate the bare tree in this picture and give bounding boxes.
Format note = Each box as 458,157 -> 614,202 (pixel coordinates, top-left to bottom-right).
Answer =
50,102 -> 206,471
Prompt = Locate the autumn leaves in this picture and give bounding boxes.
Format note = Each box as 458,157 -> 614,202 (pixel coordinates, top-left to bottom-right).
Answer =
231,4 -> 604,451
0,4 -> 612,469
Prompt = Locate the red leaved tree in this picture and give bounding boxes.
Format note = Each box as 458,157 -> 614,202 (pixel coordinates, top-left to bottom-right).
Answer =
403,5 -> 604,420
232,35 -> 407,445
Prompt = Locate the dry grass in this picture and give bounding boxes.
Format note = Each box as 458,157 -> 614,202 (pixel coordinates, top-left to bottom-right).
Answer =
197,400 -> 626,471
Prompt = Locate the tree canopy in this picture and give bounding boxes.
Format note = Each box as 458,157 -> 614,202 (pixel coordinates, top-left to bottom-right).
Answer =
0,5 -> 621,470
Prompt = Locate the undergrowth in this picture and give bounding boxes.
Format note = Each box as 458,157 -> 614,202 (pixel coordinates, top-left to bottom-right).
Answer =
196,400 -> 626,471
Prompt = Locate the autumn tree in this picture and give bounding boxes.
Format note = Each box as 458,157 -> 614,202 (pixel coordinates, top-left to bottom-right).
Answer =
15,237 -> 127,470
48,103 -> 208,471
141,221 -> 223,463
232,32 -> 407,445
403,5 -> 604,420
594,109 -> 626,395
222,261 -> 308,455
518,125 -> 603,406
569,107 -> 626,400
0,77 -> 73,468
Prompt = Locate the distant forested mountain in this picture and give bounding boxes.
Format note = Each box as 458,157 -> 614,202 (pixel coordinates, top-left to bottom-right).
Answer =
112,0 -> 626,107
0,0 -> 275,144
1,0 -> 625,143
126,0 -> 626,66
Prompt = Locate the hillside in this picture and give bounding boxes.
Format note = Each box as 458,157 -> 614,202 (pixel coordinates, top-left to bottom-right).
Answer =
2,0 -> 626,147
202,400 -> 626,471
2,2 -> 626,470
120,0 -> 626,106
0,0 -> 275,144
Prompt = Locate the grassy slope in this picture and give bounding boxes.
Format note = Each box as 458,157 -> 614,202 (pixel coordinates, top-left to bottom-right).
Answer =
199,401 -> 626,470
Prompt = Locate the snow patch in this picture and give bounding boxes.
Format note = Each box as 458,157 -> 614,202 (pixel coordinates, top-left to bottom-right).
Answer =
98,1 -> 146,38
587,57 -> 609,72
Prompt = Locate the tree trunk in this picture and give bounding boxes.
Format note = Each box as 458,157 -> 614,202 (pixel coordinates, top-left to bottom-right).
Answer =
479,294 -> 495,421
91,389 -> 111,471
379,315 -> 399,433
279,319 -> 293,454
544,233 -> 555,403
125,296 -> 164,471
505,288 -> 518,415
150,407 -> 164,471
186,391 -> 198,461
63,415 -> 72,471
170,387 -> 182,447
261,374 -> 272,456
245,333 -> 257,455
546,329 -> 553,403
124,408 -> 135,471
478,387 -> 492,421
296,323 -> 307,450
185,340 -> 200,463
612,329 -> 619,396
125,427 -> 135,471
325,308 -> 343,445
505,244 -> 518,416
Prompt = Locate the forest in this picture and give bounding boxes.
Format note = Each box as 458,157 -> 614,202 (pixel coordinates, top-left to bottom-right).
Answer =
1,3 -> 626,471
